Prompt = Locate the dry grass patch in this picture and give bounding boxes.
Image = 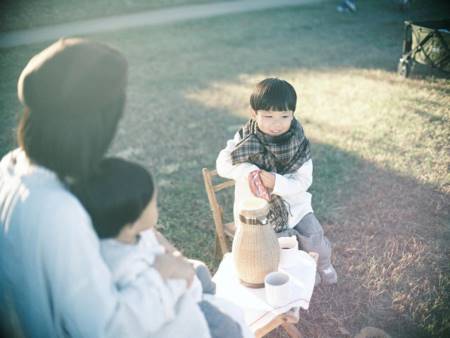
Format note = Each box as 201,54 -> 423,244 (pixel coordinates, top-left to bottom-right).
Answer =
265,165 -> 449,338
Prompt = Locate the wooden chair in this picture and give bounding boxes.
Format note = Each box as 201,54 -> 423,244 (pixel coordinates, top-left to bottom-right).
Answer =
202,168 -> 236,258
202,167 -> 305,338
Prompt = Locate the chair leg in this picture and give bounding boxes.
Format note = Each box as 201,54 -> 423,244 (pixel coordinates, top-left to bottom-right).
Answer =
281,323 -> 303,338
215,234 -> 222,260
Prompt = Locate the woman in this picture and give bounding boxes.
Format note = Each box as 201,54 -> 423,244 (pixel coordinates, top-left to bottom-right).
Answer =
0,38 -> 243,338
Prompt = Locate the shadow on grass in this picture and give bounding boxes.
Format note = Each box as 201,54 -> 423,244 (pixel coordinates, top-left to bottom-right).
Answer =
311,157 -> 449,338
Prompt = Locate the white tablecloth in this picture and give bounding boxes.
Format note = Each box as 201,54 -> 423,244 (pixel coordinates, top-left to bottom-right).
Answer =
212,251 -> 316,332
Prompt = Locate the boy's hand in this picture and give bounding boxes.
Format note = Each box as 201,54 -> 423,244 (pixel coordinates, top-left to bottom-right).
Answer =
154,230 -> 182,257
153,253 -> 195,287
248,170 -> 270,200
260,170 -> 275,190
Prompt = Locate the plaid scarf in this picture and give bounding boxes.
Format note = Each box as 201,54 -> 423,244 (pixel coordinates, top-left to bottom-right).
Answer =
231,118 -> 311,232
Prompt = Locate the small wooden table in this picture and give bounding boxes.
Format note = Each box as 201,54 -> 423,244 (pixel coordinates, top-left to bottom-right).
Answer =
255,308 -> 301,338
212,252 -> 317,338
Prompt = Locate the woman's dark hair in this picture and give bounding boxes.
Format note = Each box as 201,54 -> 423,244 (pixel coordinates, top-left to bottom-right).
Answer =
250,78 -> 297,112
17,95 -> 125,180
16,38 -> 128,179
71,158 -> 154,239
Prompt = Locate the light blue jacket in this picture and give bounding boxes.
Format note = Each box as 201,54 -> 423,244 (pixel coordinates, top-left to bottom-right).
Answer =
0,149 -> 210,338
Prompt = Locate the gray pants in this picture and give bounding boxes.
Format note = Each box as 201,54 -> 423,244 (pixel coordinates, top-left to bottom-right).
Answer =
198,300 -> 243,338
189,260 -> 243,338
279,213 -> 332,271
189,259 -> 216,294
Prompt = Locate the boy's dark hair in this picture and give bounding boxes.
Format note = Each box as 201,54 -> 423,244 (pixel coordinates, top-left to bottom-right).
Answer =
71,158 -> 154,239
17,38 -> 128,179
250,78 -> 297,112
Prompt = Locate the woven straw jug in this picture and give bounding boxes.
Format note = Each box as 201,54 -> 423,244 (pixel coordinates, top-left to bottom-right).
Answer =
232,197 -> 280,288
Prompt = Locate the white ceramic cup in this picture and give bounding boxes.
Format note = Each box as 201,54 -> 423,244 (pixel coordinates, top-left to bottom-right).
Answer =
278,236 -> 299,268
264,271 -> 291,307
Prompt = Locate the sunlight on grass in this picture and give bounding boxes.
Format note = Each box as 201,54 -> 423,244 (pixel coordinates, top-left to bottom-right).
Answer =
185,68 -> 450,192
0,0 -> 222,32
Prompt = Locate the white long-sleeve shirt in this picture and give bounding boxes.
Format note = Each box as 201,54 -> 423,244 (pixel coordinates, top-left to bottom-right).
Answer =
100,229 -> 203,322
216,132 -> 314,229
0,149 -> 210,338
101,231 -> 255,338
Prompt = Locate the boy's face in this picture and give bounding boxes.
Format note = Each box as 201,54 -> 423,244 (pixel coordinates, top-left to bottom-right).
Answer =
133,189 -> 159,234
252,110 -> 294,136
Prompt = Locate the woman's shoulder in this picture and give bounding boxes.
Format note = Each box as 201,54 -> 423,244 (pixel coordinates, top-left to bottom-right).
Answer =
21,172 -> 92,235
1,151 -> 98,261
46,187 -> 90,222
1,148 -> 91,225
26,173 -> 88,218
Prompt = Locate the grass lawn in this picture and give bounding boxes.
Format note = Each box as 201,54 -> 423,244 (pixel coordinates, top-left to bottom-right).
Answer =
0,0 -> 228,32
0,0 -> 449,337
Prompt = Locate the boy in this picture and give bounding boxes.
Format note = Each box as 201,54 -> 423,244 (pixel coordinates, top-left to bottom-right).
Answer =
216,78 -> 337,285
71,158 -> 251,338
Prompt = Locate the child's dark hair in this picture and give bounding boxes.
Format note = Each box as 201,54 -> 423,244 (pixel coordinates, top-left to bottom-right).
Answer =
250,78 -> 297,112
71,157 -> 154,239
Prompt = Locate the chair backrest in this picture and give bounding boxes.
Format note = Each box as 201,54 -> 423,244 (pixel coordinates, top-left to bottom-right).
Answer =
202,168 -> 236,257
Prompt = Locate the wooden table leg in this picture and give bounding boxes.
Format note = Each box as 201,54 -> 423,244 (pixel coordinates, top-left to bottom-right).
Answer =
254,316 -> 284,338
281,323 -> 303,338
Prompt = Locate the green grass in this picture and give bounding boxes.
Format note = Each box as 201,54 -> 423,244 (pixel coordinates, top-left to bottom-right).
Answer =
0,0 -> 449,336
0,0 -> 229,32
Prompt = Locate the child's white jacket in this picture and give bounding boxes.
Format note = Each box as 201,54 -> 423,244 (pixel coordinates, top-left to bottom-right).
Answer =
216,132 -> 314,229
101,229 -> 254,338
100,230 -> 208,338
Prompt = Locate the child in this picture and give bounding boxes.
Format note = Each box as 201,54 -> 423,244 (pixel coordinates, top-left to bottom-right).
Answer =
216,78 -> 337,285
71,157 -> 251,338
